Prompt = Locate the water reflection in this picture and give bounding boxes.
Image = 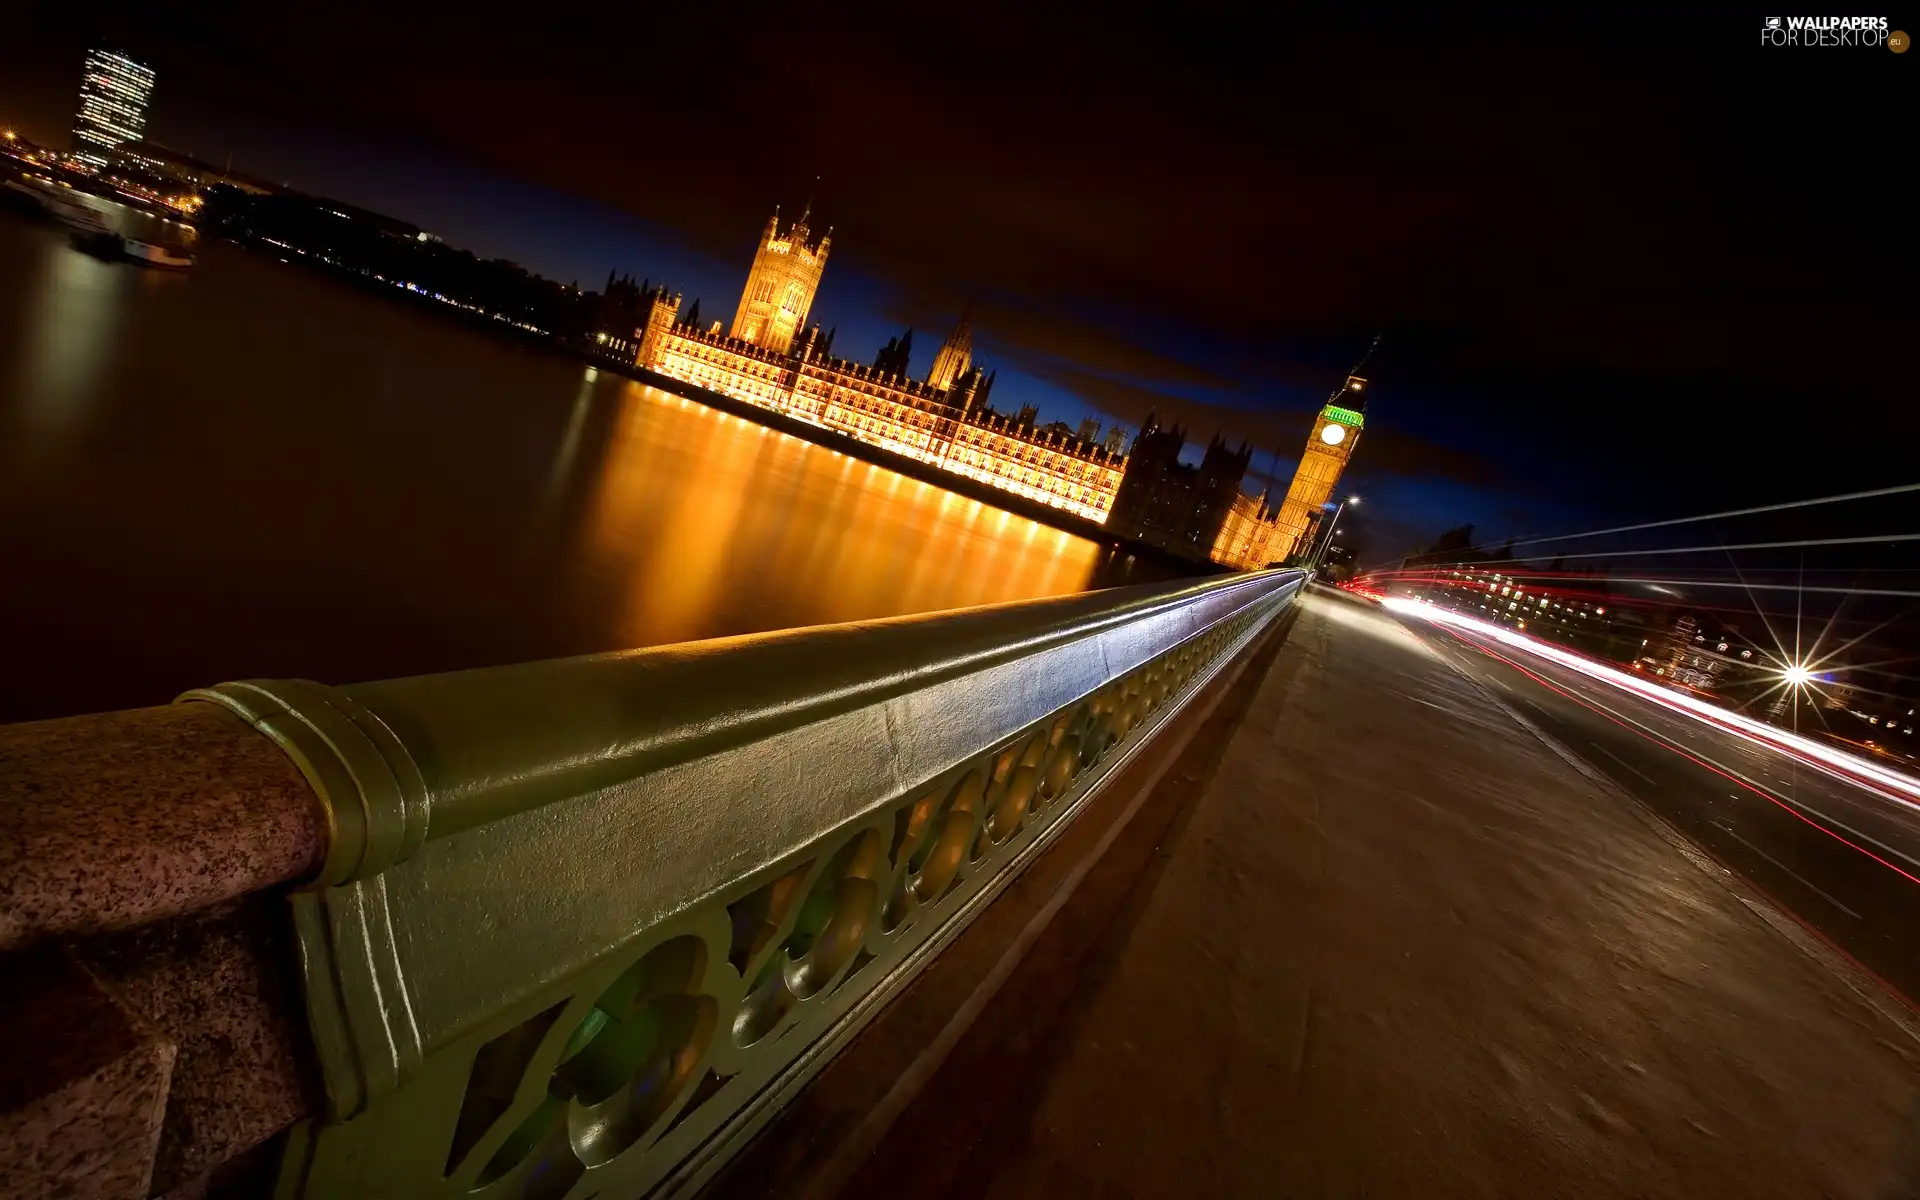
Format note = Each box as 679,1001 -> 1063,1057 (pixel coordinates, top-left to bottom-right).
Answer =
9,237 -> 130,444
544,366 -> 600,513
0,214 -> 1158,724
581,381 -> 1103,647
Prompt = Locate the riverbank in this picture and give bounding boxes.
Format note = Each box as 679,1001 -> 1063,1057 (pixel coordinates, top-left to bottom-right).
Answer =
224,218 -> 1223,575
4,167 -> 1221,579
0,218 -> 1139,723
605,361 -> 1224,576
6,158 -> 1232,577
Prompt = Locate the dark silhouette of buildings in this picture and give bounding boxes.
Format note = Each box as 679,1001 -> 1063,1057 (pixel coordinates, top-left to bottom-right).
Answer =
873,328 -> 915,377
589,273 -> 672,361
204,188 -> 603,339
1108,415 -> 1256,555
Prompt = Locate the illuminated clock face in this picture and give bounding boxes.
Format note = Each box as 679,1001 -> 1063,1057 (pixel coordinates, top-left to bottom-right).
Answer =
1320,422 -> 1348,446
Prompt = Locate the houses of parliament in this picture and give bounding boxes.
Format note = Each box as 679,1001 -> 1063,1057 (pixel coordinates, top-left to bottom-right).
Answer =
605,205 -> 1365,570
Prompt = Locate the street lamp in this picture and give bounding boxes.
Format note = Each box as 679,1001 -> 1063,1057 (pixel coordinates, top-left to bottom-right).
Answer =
1309,496 -> 1359,571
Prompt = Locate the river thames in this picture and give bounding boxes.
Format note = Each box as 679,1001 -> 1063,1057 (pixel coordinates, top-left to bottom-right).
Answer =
0,205 -> 1155,724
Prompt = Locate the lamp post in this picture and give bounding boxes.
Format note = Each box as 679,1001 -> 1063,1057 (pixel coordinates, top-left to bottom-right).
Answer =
1309,496 -> 1359,573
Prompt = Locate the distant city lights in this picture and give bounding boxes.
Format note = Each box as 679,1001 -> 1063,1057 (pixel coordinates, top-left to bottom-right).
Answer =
257,238 -> 551,335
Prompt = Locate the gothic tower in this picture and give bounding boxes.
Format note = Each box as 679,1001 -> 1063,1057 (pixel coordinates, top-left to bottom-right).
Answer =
926,303 -> 974,392
635,285 -> 683,369
1273,372 -> 1367,559
730,204 -> 832,354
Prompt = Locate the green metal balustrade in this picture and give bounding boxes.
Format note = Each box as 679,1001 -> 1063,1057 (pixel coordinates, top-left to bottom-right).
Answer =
179,568 -> 1305,1199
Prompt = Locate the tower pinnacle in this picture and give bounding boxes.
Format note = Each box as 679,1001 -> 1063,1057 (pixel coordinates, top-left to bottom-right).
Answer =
729,197 -> 831,353
926,300 -> 976,392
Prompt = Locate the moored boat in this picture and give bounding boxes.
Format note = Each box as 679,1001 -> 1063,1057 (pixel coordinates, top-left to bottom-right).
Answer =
7,176 -> 195,267
63,204 -> 122,258
1,178 -> 60,219
122,237 -> 195,269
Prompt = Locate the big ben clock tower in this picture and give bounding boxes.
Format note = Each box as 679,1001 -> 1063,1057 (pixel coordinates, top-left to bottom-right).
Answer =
1274,372 -> 1367,560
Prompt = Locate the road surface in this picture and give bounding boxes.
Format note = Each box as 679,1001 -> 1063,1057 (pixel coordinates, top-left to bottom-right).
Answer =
820,585 -> 1920,1198
1409,606 -> 1920,1006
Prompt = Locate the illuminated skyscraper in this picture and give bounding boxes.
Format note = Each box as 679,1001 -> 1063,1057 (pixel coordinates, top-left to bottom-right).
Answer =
72,49 -> 155,168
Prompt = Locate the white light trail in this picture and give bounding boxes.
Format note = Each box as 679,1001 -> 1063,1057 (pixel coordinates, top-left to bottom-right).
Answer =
1381,595 -> 1920,811
1500,482 -> 1920,552
1505,532 -> 1920,563
1358,480 -> 1920,574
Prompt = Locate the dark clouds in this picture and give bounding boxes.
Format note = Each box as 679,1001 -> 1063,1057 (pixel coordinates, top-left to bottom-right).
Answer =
6,4 -> 1914,552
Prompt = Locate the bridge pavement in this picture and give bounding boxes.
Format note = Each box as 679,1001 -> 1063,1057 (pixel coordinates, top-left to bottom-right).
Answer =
834,586 -> 1920,1198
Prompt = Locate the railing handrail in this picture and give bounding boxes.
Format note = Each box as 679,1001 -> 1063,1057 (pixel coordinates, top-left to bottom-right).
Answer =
190,568 -> 1290,867
1,567 -> 1306,1200
0,570 -> 1285,953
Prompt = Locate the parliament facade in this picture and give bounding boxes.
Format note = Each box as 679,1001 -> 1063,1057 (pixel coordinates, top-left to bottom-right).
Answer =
627,205 -> 1305,561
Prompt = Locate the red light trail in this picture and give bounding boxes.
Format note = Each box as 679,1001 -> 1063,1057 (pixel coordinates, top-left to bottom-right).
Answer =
1380,596 -> 1920,813
1457,628 -> 1920,889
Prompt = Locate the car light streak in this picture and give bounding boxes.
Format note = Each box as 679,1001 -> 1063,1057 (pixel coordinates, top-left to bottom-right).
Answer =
1382,596 -> 1920,811
1461,630 -> 1920,888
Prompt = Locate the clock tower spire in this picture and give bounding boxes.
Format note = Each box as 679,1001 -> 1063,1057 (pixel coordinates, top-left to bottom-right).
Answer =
1272,354 -> 1371,561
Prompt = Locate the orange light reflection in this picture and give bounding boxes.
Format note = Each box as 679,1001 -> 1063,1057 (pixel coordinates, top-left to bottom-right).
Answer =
580,382 -> 1107,647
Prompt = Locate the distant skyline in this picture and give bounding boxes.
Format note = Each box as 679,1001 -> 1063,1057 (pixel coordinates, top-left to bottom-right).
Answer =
5,6 -> 1912,561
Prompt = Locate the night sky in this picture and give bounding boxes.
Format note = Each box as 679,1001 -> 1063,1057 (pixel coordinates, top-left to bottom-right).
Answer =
4,6 -> 1913,560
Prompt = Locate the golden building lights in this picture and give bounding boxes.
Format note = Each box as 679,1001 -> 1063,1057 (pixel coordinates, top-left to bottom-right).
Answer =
925,304 -> 973,392
1273,373 -> 1366,560
637,206 -> 1325,561
643,207 -> 1124,524
645,318 -> 1125,524
729,206 -> 830,354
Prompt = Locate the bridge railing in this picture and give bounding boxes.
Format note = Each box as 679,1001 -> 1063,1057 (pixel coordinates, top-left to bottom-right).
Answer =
0,568 -> 1304,1199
